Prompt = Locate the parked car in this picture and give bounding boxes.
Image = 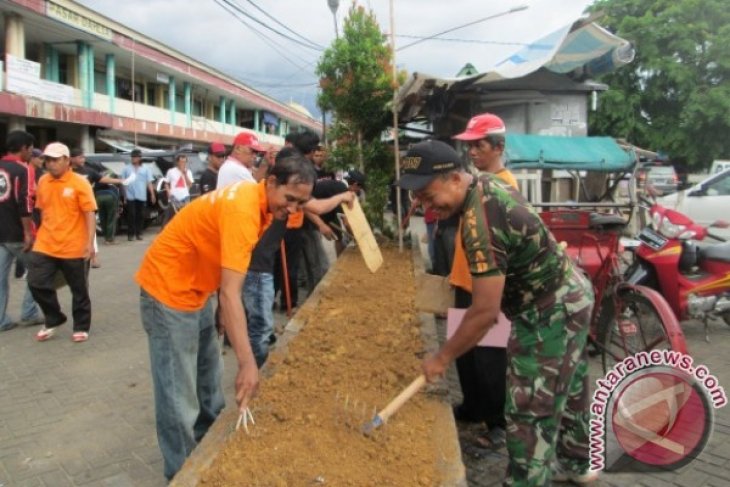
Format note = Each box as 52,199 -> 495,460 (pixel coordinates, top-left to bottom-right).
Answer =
637,163 -> 679,195
710,160 -> 730,175
657,168 -> 730,240
85,153 -> 169,229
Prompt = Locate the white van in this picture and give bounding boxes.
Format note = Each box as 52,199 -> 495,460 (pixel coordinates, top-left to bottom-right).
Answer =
710,160 -> 730,174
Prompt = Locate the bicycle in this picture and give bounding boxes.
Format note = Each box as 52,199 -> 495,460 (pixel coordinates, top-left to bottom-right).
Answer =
539,205 -> 686,373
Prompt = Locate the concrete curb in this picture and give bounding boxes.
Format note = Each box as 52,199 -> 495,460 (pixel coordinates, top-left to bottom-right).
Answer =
411,242 -> 468,487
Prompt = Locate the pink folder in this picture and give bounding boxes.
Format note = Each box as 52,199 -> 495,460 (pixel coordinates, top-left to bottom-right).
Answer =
446,308 -> 511,348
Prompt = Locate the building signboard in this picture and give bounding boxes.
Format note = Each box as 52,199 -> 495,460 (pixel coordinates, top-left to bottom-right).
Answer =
46,1 -> 113,41
5,54 -> 74,105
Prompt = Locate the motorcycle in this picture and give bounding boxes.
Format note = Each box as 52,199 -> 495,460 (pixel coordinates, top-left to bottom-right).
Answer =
626,202 -> 730,340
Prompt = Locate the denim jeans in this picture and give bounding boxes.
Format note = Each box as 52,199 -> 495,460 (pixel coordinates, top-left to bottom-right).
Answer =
0,243 -> 41,330
243,271 -> 275,367
140,289 -> 224,480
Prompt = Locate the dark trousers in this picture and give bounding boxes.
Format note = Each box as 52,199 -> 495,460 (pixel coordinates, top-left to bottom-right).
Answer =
454,288 -> 507,430
274,228 -> 303,309
126,200 -> 146,238
96,191 -> 119,242
27,252 -> 91,332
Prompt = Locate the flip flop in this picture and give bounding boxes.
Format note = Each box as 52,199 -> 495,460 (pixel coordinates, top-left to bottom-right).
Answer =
473,426 -> 507,450
35,327 -> 56,342
72,331 -> 89,343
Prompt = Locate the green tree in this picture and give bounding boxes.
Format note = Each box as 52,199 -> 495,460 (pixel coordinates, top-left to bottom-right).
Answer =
316,3 -> 397,230
589,0 -> 730,169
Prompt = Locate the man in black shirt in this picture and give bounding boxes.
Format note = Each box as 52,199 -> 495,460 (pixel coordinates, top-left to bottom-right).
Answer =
70,149 -> 123,263
0,130 -> 43,331
200,142 -> 226,194
312,170 -> 366,255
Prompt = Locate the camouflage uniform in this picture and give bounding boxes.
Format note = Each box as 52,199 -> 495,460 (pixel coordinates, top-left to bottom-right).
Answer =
461,174 -> 594,486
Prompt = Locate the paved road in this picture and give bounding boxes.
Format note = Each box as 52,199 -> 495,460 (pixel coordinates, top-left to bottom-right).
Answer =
1,221 -> 728,486
0,229 -> 321,487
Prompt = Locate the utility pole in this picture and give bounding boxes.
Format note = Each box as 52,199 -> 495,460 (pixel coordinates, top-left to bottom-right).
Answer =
390,0 -> 403,252
327,0 -> 340,38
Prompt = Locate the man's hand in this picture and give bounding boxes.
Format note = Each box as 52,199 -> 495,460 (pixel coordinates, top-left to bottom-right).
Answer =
235,362 -> 259,411
150,193 -> 157,205
340,191 -> 356,209
22,232 -> 34,252
421,352 -> 449,383
318,223 -> 337,241
84,245 -> 96,261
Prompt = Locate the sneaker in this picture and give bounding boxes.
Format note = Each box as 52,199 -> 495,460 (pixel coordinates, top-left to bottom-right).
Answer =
135,235 -> 143,241
552,463 -> 599,484
36,326 -> 56,341
72,331 -> 89,343
17,316 -> 45,327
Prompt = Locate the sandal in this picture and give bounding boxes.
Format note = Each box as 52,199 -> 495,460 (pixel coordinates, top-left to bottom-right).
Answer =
72,331 -> 89,343
35,326 -> 56,342
473,426 -> 507,450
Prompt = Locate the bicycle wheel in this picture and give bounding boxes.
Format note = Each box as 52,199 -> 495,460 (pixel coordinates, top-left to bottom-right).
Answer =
601,290 -> 671,372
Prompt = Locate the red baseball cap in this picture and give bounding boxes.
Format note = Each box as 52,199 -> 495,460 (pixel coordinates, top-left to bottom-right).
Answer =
453,113 -> 506,141
233,132 -> 265,152
208,142 -> 226,156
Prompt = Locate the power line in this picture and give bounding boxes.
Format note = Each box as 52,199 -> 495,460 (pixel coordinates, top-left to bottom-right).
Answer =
243,0 -> 325,51
218,0 -> 323,52
213,0 -> 316,74
397,5 -> 529,51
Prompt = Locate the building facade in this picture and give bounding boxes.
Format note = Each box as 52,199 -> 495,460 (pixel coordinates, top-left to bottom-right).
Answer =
0,0 -> 321,151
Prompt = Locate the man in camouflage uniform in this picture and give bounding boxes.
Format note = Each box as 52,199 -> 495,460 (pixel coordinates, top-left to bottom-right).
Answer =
398,140 -> 595,486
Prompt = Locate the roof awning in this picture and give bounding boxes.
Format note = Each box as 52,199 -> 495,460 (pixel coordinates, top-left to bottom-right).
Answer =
504,134 -> 635,172
396,19 -> 634,122
97,135 -> 152,152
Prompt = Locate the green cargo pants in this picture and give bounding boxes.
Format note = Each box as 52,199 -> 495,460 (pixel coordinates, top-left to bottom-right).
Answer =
503,269 -> 594,486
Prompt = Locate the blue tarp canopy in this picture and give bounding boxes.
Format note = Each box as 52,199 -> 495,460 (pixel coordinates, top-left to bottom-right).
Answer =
504,135 -> 635,172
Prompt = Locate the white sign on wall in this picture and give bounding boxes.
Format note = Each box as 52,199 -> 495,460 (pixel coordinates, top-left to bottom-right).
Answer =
5,54 -> 74,105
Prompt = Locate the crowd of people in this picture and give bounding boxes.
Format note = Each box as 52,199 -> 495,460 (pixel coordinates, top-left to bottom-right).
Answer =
0,114 -> 596,485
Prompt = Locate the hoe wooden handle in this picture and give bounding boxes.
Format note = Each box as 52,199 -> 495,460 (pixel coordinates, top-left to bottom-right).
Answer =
378,375 -> 427,424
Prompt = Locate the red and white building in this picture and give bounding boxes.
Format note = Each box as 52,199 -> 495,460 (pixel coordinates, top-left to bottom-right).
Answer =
0,0 -> 321,151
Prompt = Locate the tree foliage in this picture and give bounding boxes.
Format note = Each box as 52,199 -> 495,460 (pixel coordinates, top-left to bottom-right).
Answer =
316,3 -> 394,139
316,3 -> 397,231
589,0 -> 730,168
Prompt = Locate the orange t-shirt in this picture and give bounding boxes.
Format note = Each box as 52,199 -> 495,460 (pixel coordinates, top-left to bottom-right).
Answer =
287,209 -> 304,229
136,180 -> 272,311
33,170 -> 97,259
449,169 -> 519,292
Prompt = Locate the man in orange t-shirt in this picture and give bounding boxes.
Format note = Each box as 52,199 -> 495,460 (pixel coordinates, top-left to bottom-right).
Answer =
29,142 -> 97,344
448,113 -> 517,448
136,154 -> 316,480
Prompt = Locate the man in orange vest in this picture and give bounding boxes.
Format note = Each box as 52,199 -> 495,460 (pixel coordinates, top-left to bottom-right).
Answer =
448,113 -> 518,449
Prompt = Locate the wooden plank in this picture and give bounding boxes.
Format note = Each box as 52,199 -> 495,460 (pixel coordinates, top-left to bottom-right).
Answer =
414,273 -> 453,314
341,198 -> 383,273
